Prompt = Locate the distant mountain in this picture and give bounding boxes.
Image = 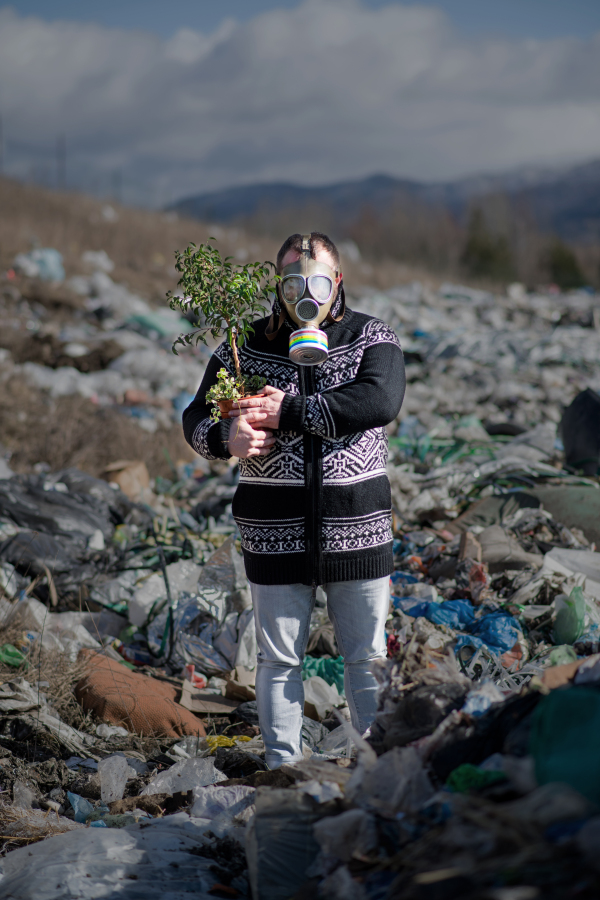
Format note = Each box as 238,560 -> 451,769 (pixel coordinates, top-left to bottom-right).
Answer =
171,159 -> 600,242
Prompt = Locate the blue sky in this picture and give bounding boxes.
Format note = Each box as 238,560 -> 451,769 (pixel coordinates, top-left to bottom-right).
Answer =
6,0 -> 600,40
2,0 -> 600,204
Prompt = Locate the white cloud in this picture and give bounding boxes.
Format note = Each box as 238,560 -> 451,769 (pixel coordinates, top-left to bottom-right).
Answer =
1,0 -> 600,204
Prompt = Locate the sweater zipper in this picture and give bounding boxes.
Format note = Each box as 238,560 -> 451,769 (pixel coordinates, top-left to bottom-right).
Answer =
300,366 -> 322,591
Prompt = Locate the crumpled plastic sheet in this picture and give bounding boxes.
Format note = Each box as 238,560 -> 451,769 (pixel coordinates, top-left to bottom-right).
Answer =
148,592 -> 256,675
0,813 -> 225,900
191,784 -> 255,837
141,757 -> 227,796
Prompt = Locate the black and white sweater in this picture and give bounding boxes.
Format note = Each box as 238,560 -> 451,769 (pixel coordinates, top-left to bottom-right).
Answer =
182,296 -> 406,585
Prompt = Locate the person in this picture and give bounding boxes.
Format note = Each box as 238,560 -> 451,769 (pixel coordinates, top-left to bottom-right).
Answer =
183,232 -> 405,768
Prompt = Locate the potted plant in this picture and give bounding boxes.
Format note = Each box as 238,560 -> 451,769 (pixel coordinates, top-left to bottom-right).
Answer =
168,240 -> 278,422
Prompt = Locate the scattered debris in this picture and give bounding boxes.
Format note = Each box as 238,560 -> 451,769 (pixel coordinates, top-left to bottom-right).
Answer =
1,256 -> 600,897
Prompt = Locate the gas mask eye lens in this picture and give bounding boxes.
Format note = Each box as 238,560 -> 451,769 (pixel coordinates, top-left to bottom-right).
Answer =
307,275 -> 333,303
282,276 -> 305,303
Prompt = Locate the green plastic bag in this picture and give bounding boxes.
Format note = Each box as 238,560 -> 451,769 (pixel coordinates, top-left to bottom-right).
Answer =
302,655 -> 345,696
553,585 -> 585,645
0,643 -> 26,668
530,686 -> 600,803
548,645 -> 578,667
446,763 -> 506,793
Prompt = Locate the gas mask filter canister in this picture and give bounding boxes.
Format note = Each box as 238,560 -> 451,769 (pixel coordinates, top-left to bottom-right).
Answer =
280,235 -> 337,366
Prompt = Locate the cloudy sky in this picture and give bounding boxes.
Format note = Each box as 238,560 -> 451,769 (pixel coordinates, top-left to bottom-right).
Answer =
2,0 -> 600,206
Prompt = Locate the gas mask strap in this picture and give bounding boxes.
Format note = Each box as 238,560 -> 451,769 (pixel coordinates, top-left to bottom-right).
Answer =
265,308 -> 286,341
301,234 -> 312,256
326,285 -> 346,323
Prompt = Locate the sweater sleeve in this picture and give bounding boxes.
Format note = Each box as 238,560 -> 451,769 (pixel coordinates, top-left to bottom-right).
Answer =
278,323 -> 405,439
182,350 -> 232,461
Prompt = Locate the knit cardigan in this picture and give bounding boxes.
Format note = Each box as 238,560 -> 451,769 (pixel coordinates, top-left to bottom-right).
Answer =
182,297 -> 405,585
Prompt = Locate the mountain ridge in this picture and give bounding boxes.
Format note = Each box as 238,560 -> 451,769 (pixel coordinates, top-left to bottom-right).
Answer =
171,158 -> 600,242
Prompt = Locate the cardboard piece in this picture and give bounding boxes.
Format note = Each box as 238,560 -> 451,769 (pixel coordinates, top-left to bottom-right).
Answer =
225,665 -> 256,702
179,679 -> 240,714
104,460 -> 150,501
542,660 -> 584,690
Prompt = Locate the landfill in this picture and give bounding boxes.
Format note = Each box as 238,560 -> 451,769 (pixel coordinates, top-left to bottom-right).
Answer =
1,249 -> 600,899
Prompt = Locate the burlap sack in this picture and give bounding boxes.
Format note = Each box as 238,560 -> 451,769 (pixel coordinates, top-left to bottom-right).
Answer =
75,649 -> 206,738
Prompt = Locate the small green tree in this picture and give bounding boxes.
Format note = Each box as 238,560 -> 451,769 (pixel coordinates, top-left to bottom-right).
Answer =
461,208 -> 514,282
168,240 -> 279,418
544,239 -> 585,291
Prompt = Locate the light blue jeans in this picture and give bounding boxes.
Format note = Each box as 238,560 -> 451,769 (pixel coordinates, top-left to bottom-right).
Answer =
250,577 -> 389,768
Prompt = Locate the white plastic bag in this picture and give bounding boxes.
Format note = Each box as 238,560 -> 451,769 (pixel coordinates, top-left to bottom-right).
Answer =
141,757 -> 226,795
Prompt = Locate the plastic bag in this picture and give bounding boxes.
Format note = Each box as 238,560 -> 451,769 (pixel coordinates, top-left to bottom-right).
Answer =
348,746 -> 434,815
317,724 -> 351,756
302,655 -> 345,695
406,599 -> 475,630
0,643 -> 26,668
470,612 -> 522,653
302,716 -> 328,749
561,388 -> 600,475
13,248 -> 65,281
0,812 -> 220,899
67,792 -> 95,823
98,755 -> 129,803
191,784 -> 256,835
303,675 -> 343,720
313,808 -> 378,862
141,757 -> 227,796
531,686 -> 600,803
382,682 -> 468,750
128,559 -> 201,628
246,790 -> 322,900
553,585 -> 586,645
446,763 -> 506,793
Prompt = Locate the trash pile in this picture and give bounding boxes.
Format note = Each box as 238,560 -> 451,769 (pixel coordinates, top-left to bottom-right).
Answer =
3,246 -> 205,441
1,254 -> 600,897
0,457 -> 354,897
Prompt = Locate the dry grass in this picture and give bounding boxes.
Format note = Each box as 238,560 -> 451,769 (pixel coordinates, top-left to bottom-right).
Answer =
0,176 -> 278,303
0,803 -> 82,846
0,611 -> 95,733
0,175 -> 449,297
0,375 -> 194,478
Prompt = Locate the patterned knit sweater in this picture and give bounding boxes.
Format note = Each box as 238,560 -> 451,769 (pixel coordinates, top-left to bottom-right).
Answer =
182,297 -> 405,585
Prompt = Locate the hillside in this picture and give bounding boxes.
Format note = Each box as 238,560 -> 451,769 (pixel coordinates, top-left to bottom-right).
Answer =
172,158 -> 600,243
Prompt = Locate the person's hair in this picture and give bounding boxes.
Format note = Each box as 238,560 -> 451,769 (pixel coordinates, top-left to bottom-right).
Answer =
276,232 -> 341,273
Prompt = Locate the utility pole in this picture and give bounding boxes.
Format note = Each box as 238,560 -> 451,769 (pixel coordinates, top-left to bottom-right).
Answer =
56,133 -> 66,189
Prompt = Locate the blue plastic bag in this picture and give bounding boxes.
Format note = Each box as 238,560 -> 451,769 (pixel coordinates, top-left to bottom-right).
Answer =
406,599 -> 475,630
390,571 -> 419,586
67,792 -> 95,824
470,612 -> 520,653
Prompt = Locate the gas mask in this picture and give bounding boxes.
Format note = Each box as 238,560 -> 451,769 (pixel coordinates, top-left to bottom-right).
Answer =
279,234 -> 339,365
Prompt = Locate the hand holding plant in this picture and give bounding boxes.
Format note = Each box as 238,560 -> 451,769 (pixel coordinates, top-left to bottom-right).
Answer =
205,369 -> 267,423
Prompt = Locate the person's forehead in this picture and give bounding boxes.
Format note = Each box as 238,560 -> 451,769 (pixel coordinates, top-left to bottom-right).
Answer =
281,246 -> 336,269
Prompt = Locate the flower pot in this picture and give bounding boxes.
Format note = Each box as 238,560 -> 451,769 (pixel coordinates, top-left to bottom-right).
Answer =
217,394 -> 264,417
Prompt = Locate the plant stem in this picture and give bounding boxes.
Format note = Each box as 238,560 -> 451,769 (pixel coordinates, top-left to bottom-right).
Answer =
229,326 -> 243,386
